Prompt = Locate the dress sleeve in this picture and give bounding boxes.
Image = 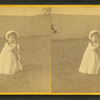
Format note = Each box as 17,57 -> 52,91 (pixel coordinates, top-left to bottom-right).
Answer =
5,43 -> 16,51
88,42 -> 98,51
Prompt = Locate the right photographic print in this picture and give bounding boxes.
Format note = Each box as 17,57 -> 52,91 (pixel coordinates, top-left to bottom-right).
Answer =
51,7 -> 100,93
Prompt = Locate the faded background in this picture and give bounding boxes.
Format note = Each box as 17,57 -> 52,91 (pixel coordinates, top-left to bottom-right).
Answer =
0,7 -> 51,92
51,7 -> 100,40
51,7 -> 100,93
51,15 -> 100,40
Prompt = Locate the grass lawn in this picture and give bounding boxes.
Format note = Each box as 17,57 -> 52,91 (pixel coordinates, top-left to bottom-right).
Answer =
0,36 -> 51,93
51,39 -> 100,93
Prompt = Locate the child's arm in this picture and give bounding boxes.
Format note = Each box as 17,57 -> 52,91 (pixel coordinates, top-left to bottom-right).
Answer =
88,42 -> 99,51
5,43 -> 17,51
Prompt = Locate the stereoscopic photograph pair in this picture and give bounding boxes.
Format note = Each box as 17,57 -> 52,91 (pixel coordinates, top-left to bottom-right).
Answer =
0,6 -> 100,94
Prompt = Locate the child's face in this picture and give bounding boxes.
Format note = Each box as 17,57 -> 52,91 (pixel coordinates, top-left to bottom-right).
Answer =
91,35 -> 100,43
8,35 -> 17,44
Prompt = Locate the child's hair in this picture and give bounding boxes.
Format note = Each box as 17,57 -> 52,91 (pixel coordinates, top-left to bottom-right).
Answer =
7,32 -> 17,39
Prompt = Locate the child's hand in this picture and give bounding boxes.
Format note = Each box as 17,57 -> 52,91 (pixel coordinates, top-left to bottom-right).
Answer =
11,43 -> 17,49
94,44 -> 100,50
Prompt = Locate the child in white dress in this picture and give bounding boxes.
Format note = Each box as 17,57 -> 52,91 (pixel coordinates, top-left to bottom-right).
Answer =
79,30 -> 100,74
0,31 -> 23,75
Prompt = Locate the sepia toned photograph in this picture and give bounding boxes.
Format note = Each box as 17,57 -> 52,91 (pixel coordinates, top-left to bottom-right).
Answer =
51,7 -> 100,93
0,7 -> 51,93
1,6 -> 100,94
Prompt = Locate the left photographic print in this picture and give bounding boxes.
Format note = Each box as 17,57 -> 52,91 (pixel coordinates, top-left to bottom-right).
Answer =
0,7 -> 51,93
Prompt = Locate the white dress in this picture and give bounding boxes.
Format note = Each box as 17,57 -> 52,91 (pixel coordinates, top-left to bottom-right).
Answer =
0,42 -> 23,75
79,42 -> 100,74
